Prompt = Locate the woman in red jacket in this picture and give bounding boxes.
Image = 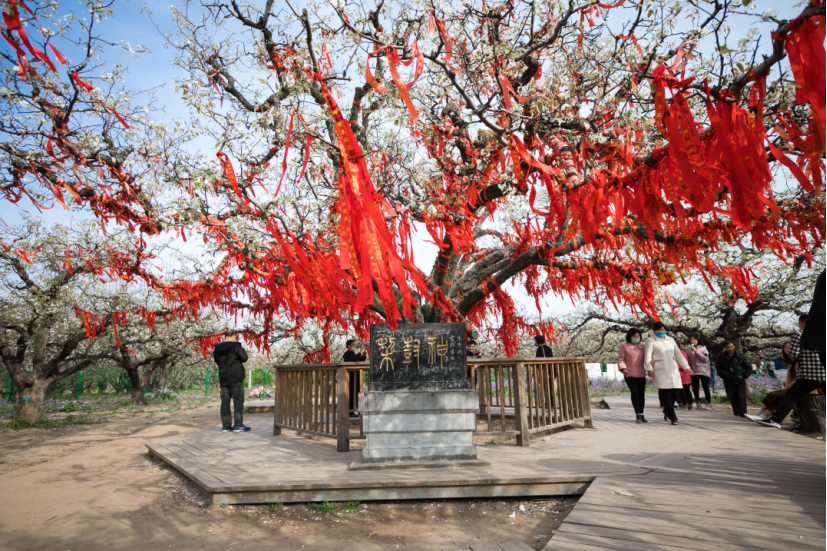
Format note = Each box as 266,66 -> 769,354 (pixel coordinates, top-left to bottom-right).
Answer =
618,327 -> 648,423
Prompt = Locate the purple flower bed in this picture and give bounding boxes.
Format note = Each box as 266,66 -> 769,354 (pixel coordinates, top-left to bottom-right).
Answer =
589,377 -> 628,397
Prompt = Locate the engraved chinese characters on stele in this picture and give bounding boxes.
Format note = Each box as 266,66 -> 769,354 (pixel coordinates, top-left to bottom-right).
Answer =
376,335 -> 397,372
369,323 -> 469,392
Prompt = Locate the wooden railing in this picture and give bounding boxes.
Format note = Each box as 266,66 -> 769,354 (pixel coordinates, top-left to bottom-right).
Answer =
470,358 -> 592,445
273,358 -> 591,451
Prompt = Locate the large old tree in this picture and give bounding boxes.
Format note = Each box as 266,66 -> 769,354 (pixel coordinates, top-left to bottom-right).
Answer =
0,1 -> 824,361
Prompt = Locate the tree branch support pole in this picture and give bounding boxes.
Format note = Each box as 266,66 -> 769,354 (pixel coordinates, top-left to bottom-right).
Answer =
204,367 -> 210,399
337,365 -> 350,452
273,368 -> 282,436
512,361 -> 530,447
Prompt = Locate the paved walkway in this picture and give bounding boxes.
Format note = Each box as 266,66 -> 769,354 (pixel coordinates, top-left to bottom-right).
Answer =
542,396 -> 825,551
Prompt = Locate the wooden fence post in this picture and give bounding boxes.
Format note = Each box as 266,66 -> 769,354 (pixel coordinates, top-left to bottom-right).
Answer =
336,365 -> 350,452
273,368 -> 282,436
512,361 -> 530,447
580,362 -> 594,428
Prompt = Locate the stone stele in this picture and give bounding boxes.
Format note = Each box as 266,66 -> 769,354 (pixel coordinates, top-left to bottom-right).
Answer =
361,323 -> 478,463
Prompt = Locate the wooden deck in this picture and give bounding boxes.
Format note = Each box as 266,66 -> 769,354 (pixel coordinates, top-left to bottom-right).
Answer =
541,396 -> 825,551
146,412 -> 636,504
147,394 -> 825,550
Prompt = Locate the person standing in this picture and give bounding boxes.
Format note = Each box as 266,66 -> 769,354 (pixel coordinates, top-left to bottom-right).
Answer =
644,322 -> 691,425
686,335 -> 712,409
534,335 -> 554,357
343,339 -> 366,419
676,342 -> 694,410
618,328 -> 647,423
758,270 -> 825,429
213,329 -> 250,432
715,341 -> 752,418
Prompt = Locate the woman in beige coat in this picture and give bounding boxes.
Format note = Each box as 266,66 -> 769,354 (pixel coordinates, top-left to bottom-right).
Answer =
644,322 -> 692,425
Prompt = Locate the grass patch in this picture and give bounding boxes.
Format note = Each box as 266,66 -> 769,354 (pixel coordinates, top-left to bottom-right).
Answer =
198,501 -> 212,508
268,502 -> 283,512
306,500 -> 360,515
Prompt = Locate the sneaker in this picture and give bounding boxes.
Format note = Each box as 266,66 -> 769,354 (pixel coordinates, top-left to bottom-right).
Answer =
756,419 -> 781,429
222,427 -> 232,432
349,412 -> 360,419
744,414 -> 763,422
232,425 -> 251,432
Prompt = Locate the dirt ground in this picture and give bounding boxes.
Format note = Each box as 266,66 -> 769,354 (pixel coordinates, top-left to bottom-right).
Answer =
0,401 -> 577,551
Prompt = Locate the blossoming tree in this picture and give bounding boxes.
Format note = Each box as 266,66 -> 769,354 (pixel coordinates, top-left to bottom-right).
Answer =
1,0 -> 824,362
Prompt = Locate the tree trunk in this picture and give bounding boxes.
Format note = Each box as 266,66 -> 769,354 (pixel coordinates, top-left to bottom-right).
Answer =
16,380 -> 47,424
127,369 -> 146,405
798,395 -> 826,433
157,365 -> 172,390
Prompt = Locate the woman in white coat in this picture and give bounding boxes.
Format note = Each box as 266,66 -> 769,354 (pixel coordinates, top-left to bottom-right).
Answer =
644,322 -> 692,425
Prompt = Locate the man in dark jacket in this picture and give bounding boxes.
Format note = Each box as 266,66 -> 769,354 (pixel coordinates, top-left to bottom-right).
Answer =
213,329 -> 249,432
715,341 -> 752,418
534,335 -> 554,358
343,339 -> 366,418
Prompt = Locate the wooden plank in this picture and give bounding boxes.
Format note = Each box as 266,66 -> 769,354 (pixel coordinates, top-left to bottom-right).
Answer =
557,522 -> 771,551
336,365 -> 348,451
498,365 -> 507,430
545,541 -> 614,551
528,364 -> 537,428
551,531 -> 721,551
498,541 -> 534,551
590,478 -> 827,505
573,502 -> 826,536
551,364 -> 559,424
575,495 -> 826,528
544,364 -> 554,426
273,369 -> 282,436
564,510 -> 823,549
470,544 -> 506,551
486,366 -> 493,431
513,362 -> 530,447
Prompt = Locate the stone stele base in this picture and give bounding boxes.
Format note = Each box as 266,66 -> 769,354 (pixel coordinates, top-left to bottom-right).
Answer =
358,390 -> 478,463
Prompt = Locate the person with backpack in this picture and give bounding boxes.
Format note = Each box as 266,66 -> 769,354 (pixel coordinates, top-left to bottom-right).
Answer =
213,329 -> 250,432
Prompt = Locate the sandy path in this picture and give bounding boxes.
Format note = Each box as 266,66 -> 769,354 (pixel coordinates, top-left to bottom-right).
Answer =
0,403 -> 575,550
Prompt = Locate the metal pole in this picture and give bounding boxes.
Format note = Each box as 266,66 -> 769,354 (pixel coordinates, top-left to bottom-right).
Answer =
75,370 -> 84,401
204,366 -> 210,399
4,377 -> 11,402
